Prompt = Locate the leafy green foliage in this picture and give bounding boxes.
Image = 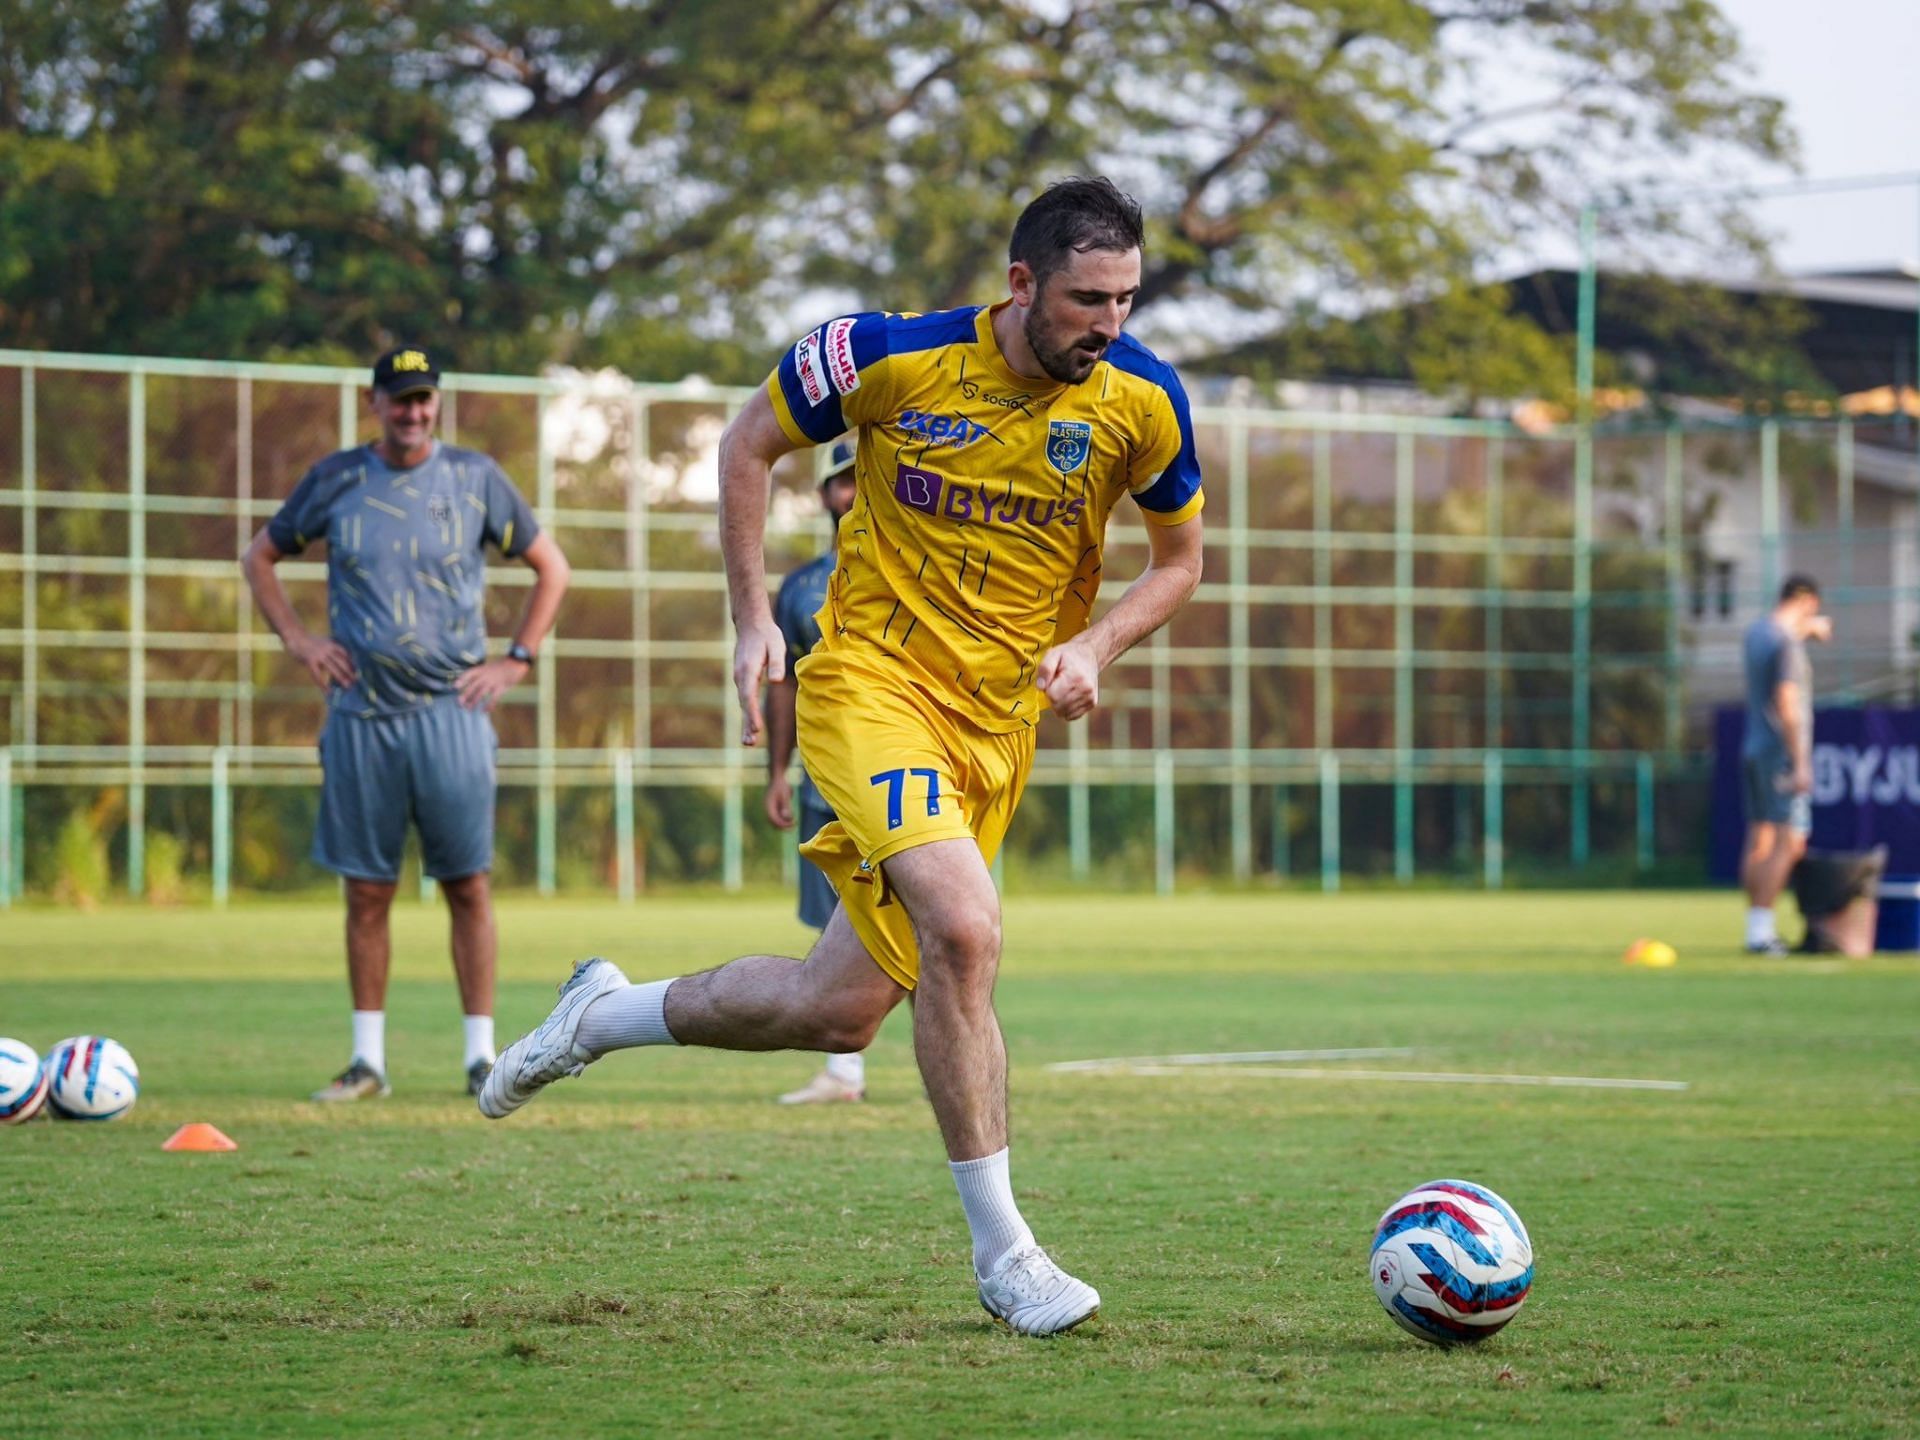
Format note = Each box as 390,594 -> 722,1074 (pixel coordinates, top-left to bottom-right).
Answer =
0,1 -> 1792,385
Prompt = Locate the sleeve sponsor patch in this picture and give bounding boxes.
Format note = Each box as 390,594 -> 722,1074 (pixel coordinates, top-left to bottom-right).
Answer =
825,317 -> 862,396
794,330 -> 830,408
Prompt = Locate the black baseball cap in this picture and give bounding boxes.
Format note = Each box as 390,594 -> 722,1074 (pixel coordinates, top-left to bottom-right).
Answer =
372,346 -> 442,396
820,439 -> 856,483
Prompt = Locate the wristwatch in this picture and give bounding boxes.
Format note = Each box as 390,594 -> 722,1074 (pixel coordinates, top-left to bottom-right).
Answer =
506,642 -> 535,665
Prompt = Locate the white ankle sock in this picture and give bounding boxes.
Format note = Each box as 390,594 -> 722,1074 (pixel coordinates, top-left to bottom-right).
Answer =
351,1010 -> 386,1076
825,1051 -> 865,1087
1747,906 -> 1776,945
576,978 -> 680,1057
950,1148 -> 1035,1277
463,1014 -> 495,1068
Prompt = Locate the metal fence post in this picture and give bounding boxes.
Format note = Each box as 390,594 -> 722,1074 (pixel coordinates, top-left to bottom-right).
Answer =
1319,751 -> 1340,893
723,779 -> 743,892
128,369 -> 147,898
615,750 -> 636,903
1271,783 -> 1289,877
0,750 -> 11,908
1154,749 -> 1175,897
1636,753 -> 1656,872
211,747 -> 230,907
1484,753 -> 1504,890
1395,431 -> 1414,883
1068,720 -> 1090,878
1229,417 -> 1252,881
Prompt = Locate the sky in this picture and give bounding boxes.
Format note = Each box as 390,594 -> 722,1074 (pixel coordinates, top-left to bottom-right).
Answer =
1720,0 -> 1920,272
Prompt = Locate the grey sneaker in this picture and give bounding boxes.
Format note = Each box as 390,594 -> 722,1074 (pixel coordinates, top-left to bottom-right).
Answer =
477,958 -> 630,1119
465,1057 -> 494,1097
977,1244 -> 1101,1336
1745,937 -> 1793,957
311,1058 -> 390,1103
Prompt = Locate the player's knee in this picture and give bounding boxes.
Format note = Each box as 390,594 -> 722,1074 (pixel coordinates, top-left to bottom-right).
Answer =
345,879 -> 396,921
921,906 -> 1001,975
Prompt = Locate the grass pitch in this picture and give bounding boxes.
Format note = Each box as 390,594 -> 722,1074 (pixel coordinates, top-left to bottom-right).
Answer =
4,890 -> 1917,1438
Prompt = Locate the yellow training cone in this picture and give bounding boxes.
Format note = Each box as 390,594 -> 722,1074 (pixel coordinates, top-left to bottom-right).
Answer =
1623,938 -> 1678,968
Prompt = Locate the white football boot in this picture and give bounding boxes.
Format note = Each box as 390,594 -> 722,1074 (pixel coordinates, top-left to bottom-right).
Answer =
977,1244 -> 1101,1336
477,957 -> 629,1119
777,1068 -> 866,1105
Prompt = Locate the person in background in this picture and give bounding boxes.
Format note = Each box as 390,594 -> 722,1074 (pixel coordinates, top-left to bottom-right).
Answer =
765,440 -> 865,1103
242,346 -> 571,1098
1739,574 -> 1831,955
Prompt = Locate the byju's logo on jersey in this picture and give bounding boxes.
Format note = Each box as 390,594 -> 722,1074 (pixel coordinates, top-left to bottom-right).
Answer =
893,464 -> 1086,531
1047,420 -> 1092,475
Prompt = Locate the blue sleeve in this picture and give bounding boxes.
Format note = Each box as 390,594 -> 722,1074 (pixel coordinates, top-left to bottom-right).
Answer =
1131,363 -> 1204,520
768,312 -> 894,444
481,459 -> 540,558
266,464 -> 329,555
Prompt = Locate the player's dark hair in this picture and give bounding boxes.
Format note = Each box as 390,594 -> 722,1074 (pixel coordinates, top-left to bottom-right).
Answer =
1009,177 -> 1145,290
1780,574 -> 1820,603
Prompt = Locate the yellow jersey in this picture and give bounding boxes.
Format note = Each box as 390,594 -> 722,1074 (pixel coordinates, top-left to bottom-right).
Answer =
765,301 -> 1204,732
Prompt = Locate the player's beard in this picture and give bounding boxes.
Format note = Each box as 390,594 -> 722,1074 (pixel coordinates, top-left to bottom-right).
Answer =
1024,306 -> 1109,385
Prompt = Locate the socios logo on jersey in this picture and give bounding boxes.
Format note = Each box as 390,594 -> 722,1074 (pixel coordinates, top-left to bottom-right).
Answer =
896,409 -> 991,449
1047,420 -> 1092,475
893,464 -> 1086,531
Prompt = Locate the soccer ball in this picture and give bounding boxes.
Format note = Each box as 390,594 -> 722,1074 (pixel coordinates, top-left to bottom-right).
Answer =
46,1036 -> 141,1121
0,1038 -> 49,1124
1370,1178 -> 1533,1345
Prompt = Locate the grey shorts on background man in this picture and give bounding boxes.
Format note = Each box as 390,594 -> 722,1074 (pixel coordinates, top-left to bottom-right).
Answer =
1741,752 -> 1811,835
797,795 -> 838,929
315,696 -> 498,882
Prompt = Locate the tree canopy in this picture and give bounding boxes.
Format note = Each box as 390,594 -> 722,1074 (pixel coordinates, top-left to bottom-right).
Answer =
0,0 -> 1793,388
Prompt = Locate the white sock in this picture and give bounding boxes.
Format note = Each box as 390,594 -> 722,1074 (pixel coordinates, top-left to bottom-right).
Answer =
463,1014 -> 495,1068
825,1051 -> 865,1087
351,1010 -> 386,1076
576,978 -> 680,1057
1747,906 -> 1777,945
949,1148 -> 1035,1278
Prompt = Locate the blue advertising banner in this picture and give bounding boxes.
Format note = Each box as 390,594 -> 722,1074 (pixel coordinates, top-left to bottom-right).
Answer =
1711,707 -> 1920,881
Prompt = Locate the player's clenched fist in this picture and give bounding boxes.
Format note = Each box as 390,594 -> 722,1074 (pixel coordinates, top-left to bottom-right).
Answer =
1036,640 -> 1100,720
733,618 -> 786,746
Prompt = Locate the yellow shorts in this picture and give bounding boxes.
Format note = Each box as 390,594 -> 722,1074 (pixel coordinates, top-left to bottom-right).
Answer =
795,649 -> 1035,989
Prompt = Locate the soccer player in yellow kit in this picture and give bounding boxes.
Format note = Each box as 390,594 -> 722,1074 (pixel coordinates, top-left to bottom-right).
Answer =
482,178 -> 1204,1335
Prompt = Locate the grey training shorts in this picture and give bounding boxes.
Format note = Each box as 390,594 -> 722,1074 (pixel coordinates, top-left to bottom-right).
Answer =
1741,752 -> 1812,835
314,697 -> 498,883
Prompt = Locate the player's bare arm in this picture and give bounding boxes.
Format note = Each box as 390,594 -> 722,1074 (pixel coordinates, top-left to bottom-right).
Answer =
764,674 -> 798,829
1775,679 -> 1809,791
1037,515 -> 1203,721
241,528 -> 357,692
718,387 -> 806,746
456,531 -> 572,711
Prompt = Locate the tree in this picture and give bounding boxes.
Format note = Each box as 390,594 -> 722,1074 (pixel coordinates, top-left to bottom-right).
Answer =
0,0 -> 1792,385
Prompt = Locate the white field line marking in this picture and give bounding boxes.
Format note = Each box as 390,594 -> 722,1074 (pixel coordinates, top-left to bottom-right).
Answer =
1070,1063 -> 1688,1092
1045,1047 -> 1416,1073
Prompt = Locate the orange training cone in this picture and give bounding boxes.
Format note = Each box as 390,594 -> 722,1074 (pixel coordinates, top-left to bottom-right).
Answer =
162,1123 -> 238,1152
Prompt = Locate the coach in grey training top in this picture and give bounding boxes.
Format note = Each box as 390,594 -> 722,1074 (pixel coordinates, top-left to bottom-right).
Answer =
1738,574 -> 1830,955
242,346 -> 571,1100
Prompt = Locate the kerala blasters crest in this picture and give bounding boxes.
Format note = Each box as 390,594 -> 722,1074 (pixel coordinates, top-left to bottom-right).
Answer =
1046,420 -> 1092,476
